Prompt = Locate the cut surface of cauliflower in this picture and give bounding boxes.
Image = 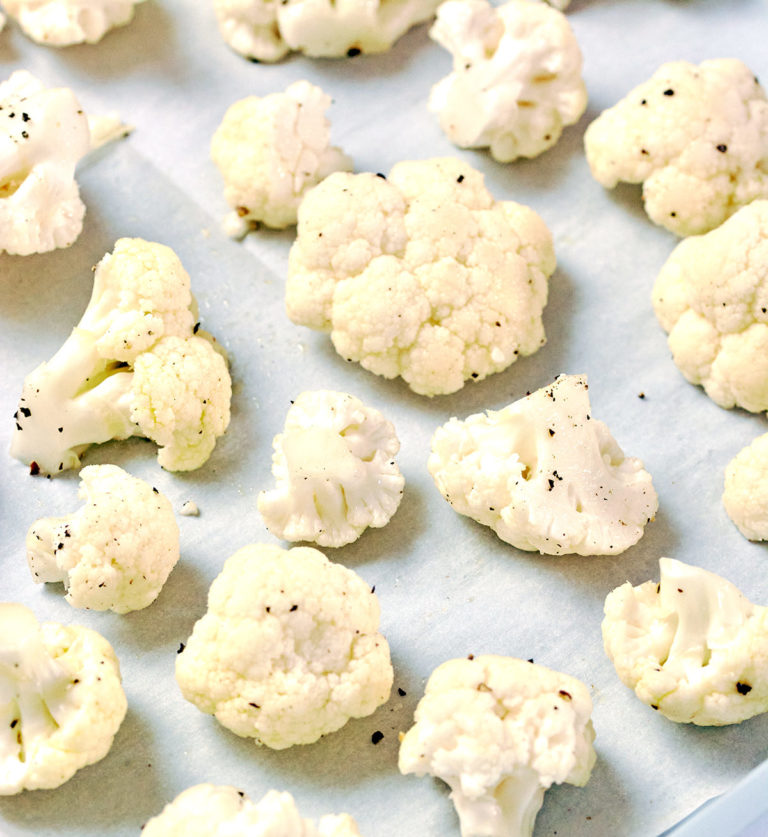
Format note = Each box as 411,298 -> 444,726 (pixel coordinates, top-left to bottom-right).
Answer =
286,157 -> 556,396
2,0 -> 144,45
429,374 -> 658,555
723,433 -> 768,541
584,58 -> 768,236
429,0 -> 587,162
258,390 -> 404,547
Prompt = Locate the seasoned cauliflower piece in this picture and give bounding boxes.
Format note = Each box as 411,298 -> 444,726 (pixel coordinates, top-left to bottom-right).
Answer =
286,158 -> 556,396
652,200 -> 768,412
211,80 -> 352,233
603,557 -> 768,725
429,374 -> 658,555
584,58 -> 768,236
0,603 -> 127,794
175,543 -> 393,749
2,0 -> 144,45
429,0 -> 587,162
258,391 -> 404,547
398,655 -> 596,837
723,433 -> 768,541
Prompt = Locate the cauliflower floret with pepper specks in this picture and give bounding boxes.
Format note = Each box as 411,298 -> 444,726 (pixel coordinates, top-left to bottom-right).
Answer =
652,200 -> 768,412
211,80 -> 352,233
723,433 -> 768,541
175,543 -> 393,749
584,58 -> 768,236
429,0 -> 587,162
286,158 -> 556,396
2,0 -> 144,45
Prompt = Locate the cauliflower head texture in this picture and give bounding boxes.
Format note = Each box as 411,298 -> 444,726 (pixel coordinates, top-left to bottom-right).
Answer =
603,557 -> 768,725
0,603 -> 127,794
175,543 -> 393,749
399,655 -> 596,837
258,390 -> 404,547
429,0 -> 587,162
428,374 -> 658,555
26,464 -> 180,613
211,80 -> 352,233
584,58 -> 768,236
286,157 -> 556,396
2,0 -> 144,45
723,433 -> 768,541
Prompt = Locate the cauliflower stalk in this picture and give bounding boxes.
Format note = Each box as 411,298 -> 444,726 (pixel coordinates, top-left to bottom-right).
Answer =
175,543 -> 393,749
603,557 -> 768,725
723,433 -> 768,541
429,0 -> 587,162
10,237 -> 232,475
0,603 -> 127,794
286,157 -> 556,396
584,58 -> 768,236
429,374 -> 658,555
398,655 -> 596,837
258,391 -> 404,547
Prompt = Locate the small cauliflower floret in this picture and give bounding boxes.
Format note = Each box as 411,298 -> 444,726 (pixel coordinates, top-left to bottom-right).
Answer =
0,603 -> 127,794
258,391 -> 404,547
10,237 -> 232,475
142,785 -> 362,837
723,433 -> 768,540
175,543 -> 393,749
26,464 -> 180,613
399,655 -> 596,837
584,58 -> 768,236
286,158 -> 556,397
429,0 -> 587,162
211,81 -> 352,234
652,200 -> 768,412
603,557 -> 768,725
429,374 -> 658,556
2,0 -> 144,45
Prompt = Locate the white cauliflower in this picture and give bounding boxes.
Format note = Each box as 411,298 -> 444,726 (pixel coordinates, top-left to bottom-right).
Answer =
429,0 -> 587,162
10,237 -> 232,475
26,464 -> 180,613
428,374 -> 658,556
0,603 -> 127,794
1,0 -> 144,45
213,0 -> 441,62
398,655 -> 596,837
723,433 -> 768,541
175,543 -> 393,749
584,58 -> 768,236
286,157 -> 556,397
603,557 -> 768,725
652,200 -> 768,413
258,391 -> 404,547
211,80 -> 352,234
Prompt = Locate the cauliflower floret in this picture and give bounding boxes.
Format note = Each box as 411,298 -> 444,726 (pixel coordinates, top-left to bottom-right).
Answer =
10,237 -> 232,475
429,374 -> 658,556
0,603 -> 127,794
584,58 -> 768,236
211,81 -> 352,234
2,0 -> 144,45
26,464 -> 180,613
286,158 -> 556,396
175,543 -> 393,749
723,433 -> 768,541
213,0 -> 441,62
258,391 -> 404,547
398,655 -> 596,837
429,0 -> 587,162
652,200 -> 768,412
142,785 -> 362,837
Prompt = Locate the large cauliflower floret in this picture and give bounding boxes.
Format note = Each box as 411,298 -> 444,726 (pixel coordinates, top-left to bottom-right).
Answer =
428,0 -> 587,162
723,433 -> 768,541
398,655 -> 596,837
211,80 -> 352,234
175,543 -> 393,749
26,464 -> 180,613
142,785 -> 363,837
286,158 -> 556,397
429,374 -> 658,556
10,237 -> 232,475
2,0 -> 144,45
652,200 -> 768,412
603,557 -> 768,725
0,603 -> 127,794
258,391 -> 404,547
584,58 -> 768,236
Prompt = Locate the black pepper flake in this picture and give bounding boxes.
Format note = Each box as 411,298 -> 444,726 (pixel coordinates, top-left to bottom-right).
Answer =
177,643 -> 185,654
371,584 -> 376,593
193,322 -> 201,334
347,46 -> 361,57
467,653 -> 475,660
371,730 -> 384,744
638,392 -> 646,399
677,588 -> 683,593
19,406 -> 31,417
640,98 -> 647,105
663,88 -> 674,96
21,130 -> 29,139
527,658 -> 534,663
547,478 -> 555,490
152,487 -> 159,494
736,682 -> 752,695
57,426 -> 63,432
289,604 -> 298,612
237,790 -> 245,798
10,719 -> 18,728
471,372 -> 479,379
29,461 -> 40,476
457,174 -> 465,183
376,172 -> 386,179
559,690 -> 572,701
249,702 -> 261,708
22,113 -> 30,122
651,704 -> 659,710
716,144 -> 727,153
397,687 -> 407,697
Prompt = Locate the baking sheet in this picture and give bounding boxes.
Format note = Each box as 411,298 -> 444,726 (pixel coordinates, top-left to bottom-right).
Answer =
1,1 -> 767,835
